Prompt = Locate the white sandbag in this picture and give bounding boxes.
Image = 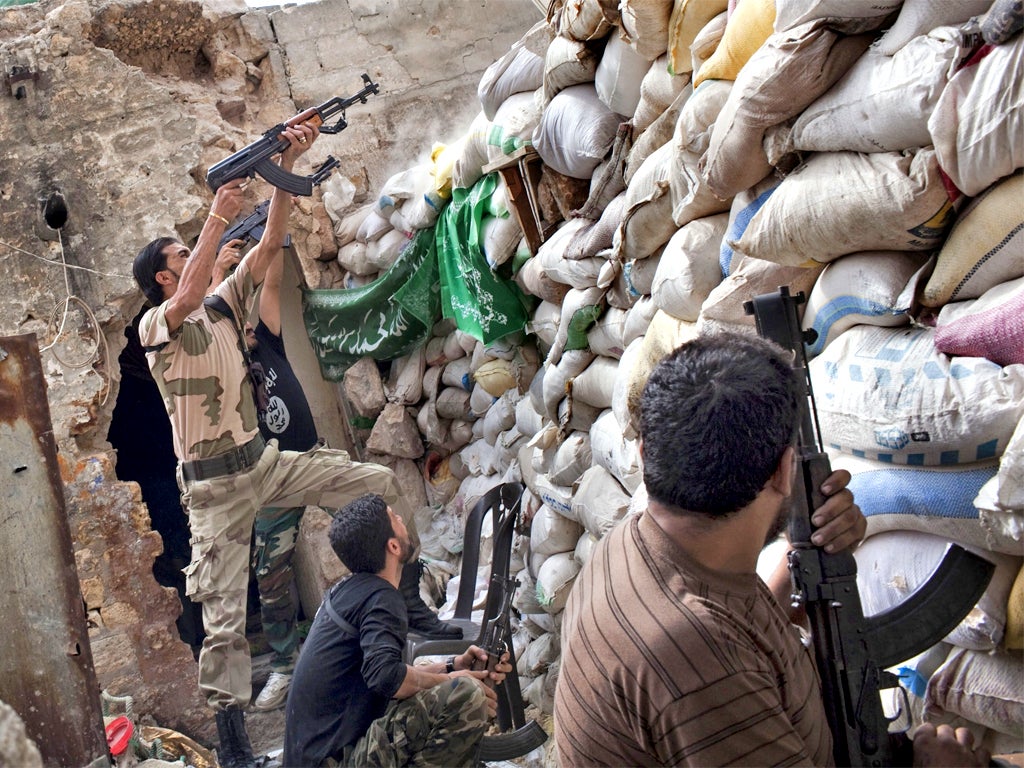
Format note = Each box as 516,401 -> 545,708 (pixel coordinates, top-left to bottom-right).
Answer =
469,382 -> 496,418
527,300 -> 562,353
618,140 -> 677,260
538,219 -> 606,288
587,306 -> 629,359
486,91 -> 543,166
589,408 -> 643,494
544,34 -> 600,104
700,21 -> 874,200
572,465 -> 633,540
436,387 -> 472,420
653,212 -> 728,321
773,0 -> 902,34
700,255 -> 824,329
976,411 -> 1024,517
478,20 -> 551,120
570,355 -> 619,410
533,84 -> 622,180
612,336 -> 646,439
460,438 -> 501,477
443,421 -> 475,454
924,647 -> 1024,746
535,551 -> 582,613
624,251 -> 661,297
517,256 -> 572,307
548,431 -> 593,486
483,390 -> 521,446
557,395 -> 603,435
855,530 -> 1021,651
337,240 -> 374,276
513,567 -> 544,616
632,53 -> 692,133
565,193 -> 628,260
548,286 -> 606,366
935,277 -> 1024,367
812,325 -> 1024,466
356,208 -> 392,243
667,0 -> 728,76
929,34 -> 1024,197
452,111 -> 492,192
574,530 -> 599,566
331,201 -> 374,247
366,228 -> 410,272
921,172 -> 1024,307
801,251 -> 927,357
378,165 -> 432,217
543,350 -> 596,420
531,504 -> 586,556
595,31 -> 650,116
481,214 -> 523,269
791,26 -> 972,154
732,148 -> 955,266
515,395 -> 544,438
560,0 -> 619,41
442,357 -> 473,392
518,631 -> 560,677
622,295 -> 659,348
718,175 -> 782,277
620,0 -> 674,60
873,0 -> 993,56
625,81 -> 693,186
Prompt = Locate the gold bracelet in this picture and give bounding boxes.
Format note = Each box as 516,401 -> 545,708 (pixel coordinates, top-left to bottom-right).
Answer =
209,212 -> 230,226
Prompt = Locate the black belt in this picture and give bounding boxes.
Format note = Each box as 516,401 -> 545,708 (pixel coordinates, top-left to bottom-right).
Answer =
180,434 -> 266,483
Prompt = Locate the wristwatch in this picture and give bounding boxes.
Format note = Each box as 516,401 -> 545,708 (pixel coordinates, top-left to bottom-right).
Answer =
445,656 -> 456,674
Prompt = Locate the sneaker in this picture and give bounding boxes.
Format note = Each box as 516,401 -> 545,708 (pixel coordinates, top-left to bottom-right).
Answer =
253,672 -> 292,712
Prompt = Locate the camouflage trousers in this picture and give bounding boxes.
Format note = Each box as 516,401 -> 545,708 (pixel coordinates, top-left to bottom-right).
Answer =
339,677 -> 490,768
177,440 -> 420,710
252,504 -> 304,672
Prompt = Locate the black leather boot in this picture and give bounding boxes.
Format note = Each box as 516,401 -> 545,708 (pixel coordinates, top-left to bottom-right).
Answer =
400,560 -> 463,639
215,706 -> 258,768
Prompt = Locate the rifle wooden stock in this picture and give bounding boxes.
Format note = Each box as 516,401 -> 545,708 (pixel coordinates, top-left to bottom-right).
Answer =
747,286 -> 996,767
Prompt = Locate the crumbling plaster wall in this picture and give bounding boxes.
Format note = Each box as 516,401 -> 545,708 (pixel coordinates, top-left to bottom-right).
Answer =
0,0 -> 539,739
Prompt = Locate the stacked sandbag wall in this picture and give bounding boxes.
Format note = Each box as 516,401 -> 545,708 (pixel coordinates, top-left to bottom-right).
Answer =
317,0 -> 1023,748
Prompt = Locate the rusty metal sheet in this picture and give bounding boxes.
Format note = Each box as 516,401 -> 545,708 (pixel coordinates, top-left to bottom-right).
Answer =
0,334 -> 109,767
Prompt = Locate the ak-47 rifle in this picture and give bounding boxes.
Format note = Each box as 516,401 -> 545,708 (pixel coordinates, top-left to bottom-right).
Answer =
218,157 -> 340,251
206,73 -> 378,196
471,573 -> 548,762
744,286 -> 996,767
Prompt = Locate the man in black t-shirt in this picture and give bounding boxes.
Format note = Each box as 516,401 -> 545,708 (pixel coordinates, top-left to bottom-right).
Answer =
284,494 -> 509,767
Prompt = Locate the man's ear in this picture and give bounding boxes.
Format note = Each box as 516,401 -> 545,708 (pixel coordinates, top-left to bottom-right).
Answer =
155,269 -> 174,287
769,445 -> 796,496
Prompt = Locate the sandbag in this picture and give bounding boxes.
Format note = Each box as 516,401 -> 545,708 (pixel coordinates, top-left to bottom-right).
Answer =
731,148 -> 956,266
632,53 -> 692,133
626,81 -> 693,185
451,111 -> 493,192
548,286 -> 606,365
589,408 -> 643,493
542,348 -> 597,420
481,213 -> 526,269
517,256 -> 572,306
920,172 -> 1024,307
872,0 -> 992,56
570,354 -> 619,409
560,0 -> 619,42
924,647 -> 1024,743
688,9 -> 729,76
565,193 -> 627,260
533,84 -> 622,180
620,0 -> 674,60
811,325 -> 1024,466
773,0 -> 901,35
337,239 -> 374,276
928,34 -> 1024,197
538,219 -> 606,288
801,251 -> 927,357
700,255 -> 823,329
790,26 -> 972,154
482,390 -> 521,445
855,530 -> 1021,651
478,20 -> 552,120
572,464 -> 633,539
587,306 -> 629,359
692,0 -> 775,88
618,140 -> 677,260
543,34 -> 600,103
535,551 -> 582,613
700,20 -> 874,199
622,295 -> 659,348
595,31 -> 651,116
531,503 -> 585,556
666,0 -> 729,75
486,91 -> 543,166
548,430 -> 594,486
719,175 -> 781,277
652,212 -> 727,321
934,276 -> 1024,367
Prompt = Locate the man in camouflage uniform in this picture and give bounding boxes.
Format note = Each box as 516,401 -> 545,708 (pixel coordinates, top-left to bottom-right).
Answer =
131,123 -> 453,768
283,494 -> 508,767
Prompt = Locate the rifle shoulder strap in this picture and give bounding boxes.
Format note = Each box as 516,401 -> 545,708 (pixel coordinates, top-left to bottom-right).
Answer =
321,581 -> 358,638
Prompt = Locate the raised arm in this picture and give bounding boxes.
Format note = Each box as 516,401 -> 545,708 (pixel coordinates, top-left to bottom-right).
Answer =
161,179 -> 246,333
242,122 -> 319,287
257,237 -> 285,336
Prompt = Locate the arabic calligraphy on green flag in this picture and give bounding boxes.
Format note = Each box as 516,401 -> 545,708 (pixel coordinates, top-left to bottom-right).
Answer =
436,172 -> 530,345
302,227 -> 440,380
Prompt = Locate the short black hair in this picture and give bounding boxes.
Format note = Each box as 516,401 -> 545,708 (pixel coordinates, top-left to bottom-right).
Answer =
329,494 -> 393,574
639,331 -> 800,518
133,237 -> 178,306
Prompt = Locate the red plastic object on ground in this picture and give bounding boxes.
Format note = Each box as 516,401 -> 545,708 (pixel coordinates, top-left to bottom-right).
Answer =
105,715 -> 133,756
